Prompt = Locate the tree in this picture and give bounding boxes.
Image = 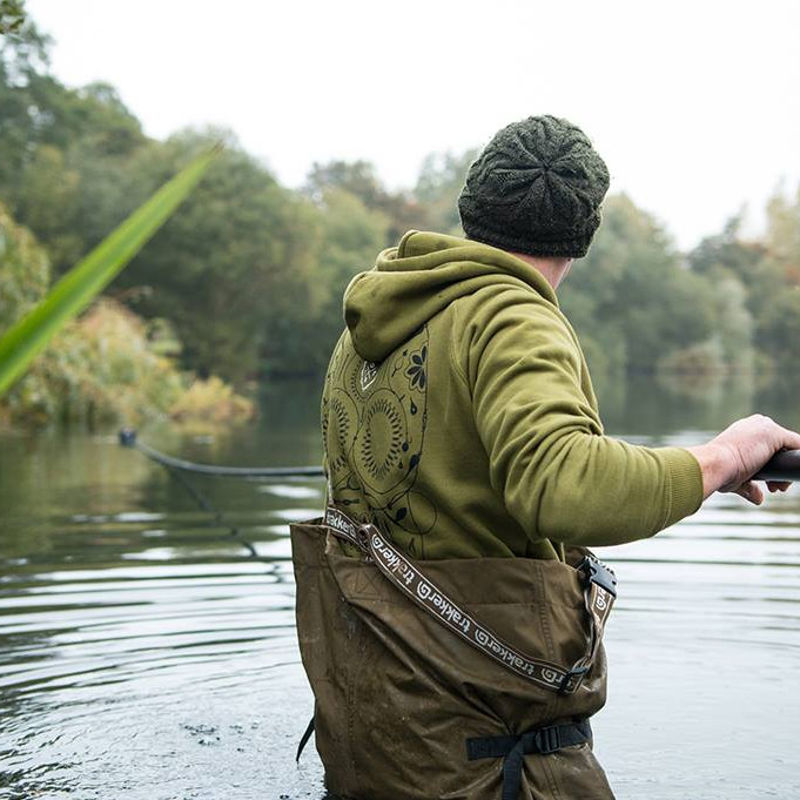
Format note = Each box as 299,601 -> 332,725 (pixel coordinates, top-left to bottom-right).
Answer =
261,187 -> 389,376
688,215 -> 763,284
306,159 -> 432,247
0,0 -> 25,35
750,185 -> 800,361
0,25 -> 146,269
0,200 -> 49,331
687,187 -> 800,374
112,129 -> 323,384
13,144 -> 82,269
686,217 -> 759,373
414,149 -> 477,235
560,194 -> 717,376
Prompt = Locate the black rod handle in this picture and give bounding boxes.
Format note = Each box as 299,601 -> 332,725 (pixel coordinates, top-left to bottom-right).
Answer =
755,450 -> 800,482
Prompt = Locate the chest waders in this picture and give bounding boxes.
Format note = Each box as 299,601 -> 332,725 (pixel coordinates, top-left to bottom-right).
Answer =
291,507 -> 618,800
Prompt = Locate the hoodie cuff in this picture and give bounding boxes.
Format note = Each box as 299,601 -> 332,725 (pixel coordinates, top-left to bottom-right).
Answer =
659,446 -> 704,530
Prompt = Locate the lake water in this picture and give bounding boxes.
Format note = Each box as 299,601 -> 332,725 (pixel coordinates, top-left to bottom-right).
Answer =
2,377 -> 800,800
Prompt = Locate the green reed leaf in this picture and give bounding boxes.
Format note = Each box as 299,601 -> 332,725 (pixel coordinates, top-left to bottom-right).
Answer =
0,145 -> 221,397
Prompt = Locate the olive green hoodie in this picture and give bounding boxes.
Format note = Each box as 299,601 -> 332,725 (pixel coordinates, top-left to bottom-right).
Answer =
321,230 -> 703,561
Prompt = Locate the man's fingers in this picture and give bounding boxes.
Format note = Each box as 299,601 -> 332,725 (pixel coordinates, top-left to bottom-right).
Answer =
701,415 -> 800,500
767,481 -> 792,493
776,423 -> 800,452
735,481 -> 764,505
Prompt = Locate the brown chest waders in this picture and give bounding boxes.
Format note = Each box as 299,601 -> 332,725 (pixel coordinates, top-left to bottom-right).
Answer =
291,508 -> 618,800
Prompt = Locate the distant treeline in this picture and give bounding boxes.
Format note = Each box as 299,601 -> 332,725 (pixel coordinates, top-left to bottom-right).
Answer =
1,22 -> 799,425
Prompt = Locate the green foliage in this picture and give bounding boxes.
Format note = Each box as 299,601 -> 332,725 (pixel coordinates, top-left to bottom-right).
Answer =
687,187 -> 800,375
306,159 -> 432,247
2,14 -> 800,421
657,339 -> 726,377
0,146 -> 219,396
262,187 -> 389,376
414,149 -> 477,235
13,144 -> 83,268
0,202 -> 252,428
755,287 -> 800,361
111,129 -> 322,384
171,375 -> 255,427
4,298 -> 185,426
0,201 -> 49,329
688,215 -> 763,282
750,187 -> 800,360
0,0 -> 25,35
3,298 -> 253,428
0,23 -> 146,271
560,195 -> 717,376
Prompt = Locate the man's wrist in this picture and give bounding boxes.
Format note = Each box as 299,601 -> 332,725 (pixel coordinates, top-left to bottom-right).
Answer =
685,442 -> 730,499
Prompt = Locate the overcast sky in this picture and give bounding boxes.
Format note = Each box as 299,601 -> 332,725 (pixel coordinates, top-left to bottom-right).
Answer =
24,0 -> 800,250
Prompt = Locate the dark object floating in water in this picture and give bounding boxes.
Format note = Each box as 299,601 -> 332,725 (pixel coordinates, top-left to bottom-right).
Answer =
119,428 -> 324,559
118,428 -> 325,479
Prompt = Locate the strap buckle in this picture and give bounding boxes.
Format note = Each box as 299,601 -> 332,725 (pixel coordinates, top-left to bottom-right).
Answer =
557,663 -> 589,694
579,555 -> 618,598
532,724 -> 562,755
356,524 -> 374,558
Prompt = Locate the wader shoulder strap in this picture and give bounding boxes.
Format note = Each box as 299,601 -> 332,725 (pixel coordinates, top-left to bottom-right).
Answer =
323,506 -> 616,695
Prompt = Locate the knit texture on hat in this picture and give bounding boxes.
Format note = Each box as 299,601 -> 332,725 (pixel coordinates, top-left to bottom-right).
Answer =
458,115 -> 610,258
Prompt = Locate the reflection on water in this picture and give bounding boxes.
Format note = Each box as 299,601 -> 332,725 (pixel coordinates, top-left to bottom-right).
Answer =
2,377 -> 800,799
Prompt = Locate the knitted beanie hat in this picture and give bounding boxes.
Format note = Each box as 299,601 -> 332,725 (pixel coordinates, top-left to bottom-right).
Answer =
458,115 -> 610,258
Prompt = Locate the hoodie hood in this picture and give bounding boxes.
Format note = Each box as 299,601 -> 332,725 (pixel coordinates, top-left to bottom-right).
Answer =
343,230 -> 559,362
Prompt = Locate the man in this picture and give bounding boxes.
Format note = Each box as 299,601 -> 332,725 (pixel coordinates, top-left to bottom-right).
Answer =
291,115 -> 800,799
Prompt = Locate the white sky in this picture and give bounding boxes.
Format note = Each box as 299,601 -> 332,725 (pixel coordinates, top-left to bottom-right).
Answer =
23,0 -> 800,250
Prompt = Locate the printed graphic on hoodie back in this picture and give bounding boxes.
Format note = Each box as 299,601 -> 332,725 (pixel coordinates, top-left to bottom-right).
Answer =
322,325 -> 437,558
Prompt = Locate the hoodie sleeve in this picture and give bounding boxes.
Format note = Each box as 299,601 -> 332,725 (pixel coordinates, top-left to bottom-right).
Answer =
456,287 -> 703,547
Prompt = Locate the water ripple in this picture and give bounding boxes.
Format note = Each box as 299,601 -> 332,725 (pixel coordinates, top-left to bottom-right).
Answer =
2,437 -> 800,799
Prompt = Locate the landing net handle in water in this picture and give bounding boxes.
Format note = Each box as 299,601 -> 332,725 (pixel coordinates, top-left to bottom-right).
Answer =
755,449 -> 800,482
118,428 -> 325,479
117,428 -> 325,558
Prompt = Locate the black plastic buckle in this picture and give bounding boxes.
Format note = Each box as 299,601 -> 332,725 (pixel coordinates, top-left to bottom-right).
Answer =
532,725 -> 562,755
557,664 -> 589,695
356,524 -> 372,550
118,428 -> 137,447
579,555 -> 618,598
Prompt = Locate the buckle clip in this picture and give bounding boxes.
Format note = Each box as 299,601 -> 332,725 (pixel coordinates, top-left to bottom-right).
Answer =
358,523 -> 387,562
579,555 -> 617,598
533,725 -> 562,755
557,664 -> 589,694
356,524 -> 372,552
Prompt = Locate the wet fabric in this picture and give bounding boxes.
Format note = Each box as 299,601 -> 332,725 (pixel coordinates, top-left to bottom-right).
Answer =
319,504 -> 616,694
291,519 -> 617,800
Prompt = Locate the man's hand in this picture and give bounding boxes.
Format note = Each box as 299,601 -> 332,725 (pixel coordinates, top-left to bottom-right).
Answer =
686,415 -> 800,504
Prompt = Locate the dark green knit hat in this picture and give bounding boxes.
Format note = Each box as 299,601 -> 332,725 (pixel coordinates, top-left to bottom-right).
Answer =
458,115 -> 610,258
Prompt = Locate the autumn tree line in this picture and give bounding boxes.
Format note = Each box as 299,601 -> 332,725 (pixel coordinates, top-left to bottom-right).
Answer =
1,23 -> 799,426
